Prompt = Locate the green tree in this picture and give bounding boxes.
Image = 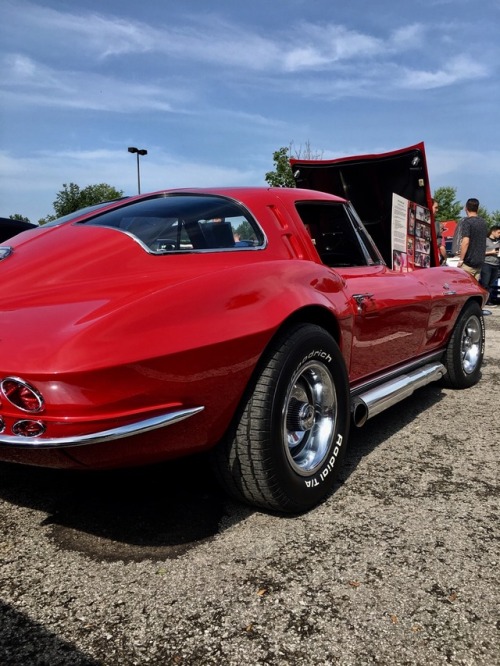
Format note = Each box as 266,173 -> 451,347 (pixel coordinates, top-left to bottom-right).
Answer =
478,204 -> 492,224
432,186 -> 462,221
432,187 -> 497,226
265,147 -> 296,187
488,210 -> 500,226
9,213 -> 31,223
40,182 -> 123,224
235,220 -> 254,240
265,141 -> 324,188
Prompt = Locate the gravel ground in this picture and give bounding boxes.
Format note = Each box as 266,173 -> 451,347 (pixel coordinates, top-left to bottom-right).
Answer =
0,309 -> 499,666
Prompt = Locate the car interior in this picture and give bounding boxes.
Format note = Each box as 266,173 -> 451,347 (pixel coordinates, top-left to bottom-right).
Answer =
295,202 -> 373,267
82,195 -> 264,252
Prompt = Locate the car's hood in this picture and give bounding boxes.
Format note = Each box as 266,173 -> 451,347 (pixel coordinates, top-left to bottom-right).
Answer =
290,142 -> 432,223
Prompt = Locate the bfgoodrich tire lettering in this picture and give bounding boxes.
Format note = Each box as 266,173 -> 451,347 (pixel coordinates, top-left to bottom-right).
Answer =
442,301 -> 485,388
214,324 -> 350,513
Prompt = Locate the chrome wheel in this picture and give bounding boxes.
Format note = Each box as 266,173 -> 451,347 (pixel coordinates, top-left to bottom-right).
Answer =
283,361 -> 337,476
461,315 -> 482,374
214,324 -> 349,512
443,302 -> 484,389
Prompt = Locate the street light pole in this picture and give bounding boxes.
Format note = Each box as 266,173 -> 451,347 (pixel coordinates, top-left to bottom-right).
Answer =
127,146 -> 148,194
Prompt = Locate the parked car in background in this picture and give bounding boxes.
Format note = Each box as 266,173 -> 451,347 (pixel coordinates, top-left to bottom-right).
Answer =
0,145 -> 488,513
0,217 -> 37,242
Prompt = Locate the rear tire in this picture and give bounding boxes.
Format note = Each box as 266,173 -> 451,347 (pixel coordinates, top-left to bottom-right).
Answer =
442,301 -> 484,388
213,324 -> 350,513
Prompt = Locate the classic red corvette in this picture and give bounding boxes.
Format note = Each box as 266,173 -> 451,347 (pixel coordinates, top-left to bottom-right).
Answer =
0,143 -> 487,512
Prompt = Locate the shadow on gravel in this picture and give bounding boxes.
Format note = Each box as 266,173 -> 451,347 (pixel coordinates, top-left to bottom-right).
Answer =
0,600 -> 100,666
339,382 -> 445,484
0,384 -> 445,562
0,454 -> 248,562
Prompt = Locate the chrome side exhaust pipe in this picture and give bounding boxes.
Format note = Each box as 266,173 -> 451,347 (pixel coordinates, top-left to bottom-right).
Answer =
352,362 -> 446,427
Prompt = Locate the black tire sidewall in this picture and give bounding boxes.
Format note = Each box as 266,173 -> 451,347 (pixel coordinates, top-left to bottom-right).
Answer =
265,326 -> 350,511
445,302 -> 485,388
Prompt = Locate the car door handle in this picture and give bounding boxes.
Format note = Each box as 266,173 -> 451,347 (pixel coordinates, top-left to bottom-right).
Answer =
442,283 -> 456,295
352,293 -> 375,313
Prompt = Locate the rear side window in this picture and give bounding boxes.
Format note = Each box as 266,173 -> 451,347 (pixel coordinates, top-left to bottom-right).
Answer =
295,201 -> 382,267
82,194 -> 265,253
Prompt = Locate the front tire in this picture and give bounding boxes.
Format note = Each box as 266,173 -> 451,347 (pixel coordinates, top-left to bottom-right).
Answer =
214,324 -> 350,513
442,301 -> 485,388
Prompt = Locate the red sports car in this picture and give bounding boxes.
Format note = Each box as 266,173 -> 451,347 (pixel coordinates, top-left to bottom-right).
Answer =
0,143 -> 487,512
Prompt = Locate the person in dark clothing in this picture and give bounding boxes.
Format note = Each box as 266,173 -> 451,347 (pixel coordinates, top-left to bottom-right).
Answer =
480,225 -> 500,305
456,198 -> 488,280
451,217 -> 464,257
432,199 -> 447,264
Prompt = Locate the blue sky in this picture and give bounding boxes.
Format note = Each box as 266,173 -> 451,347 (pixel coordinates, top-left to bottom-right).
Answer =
1,0 -> 499,223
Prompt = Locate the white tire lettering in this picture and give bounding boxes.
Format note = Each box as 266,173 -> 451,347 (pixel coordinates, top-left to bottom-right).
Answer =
306,434 -> 344,487
301,350 -> 332,366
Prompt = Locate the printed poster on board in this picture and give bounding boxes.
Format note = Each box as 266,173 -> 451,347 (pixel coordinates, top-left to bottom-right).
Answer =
391,193 -> 431,272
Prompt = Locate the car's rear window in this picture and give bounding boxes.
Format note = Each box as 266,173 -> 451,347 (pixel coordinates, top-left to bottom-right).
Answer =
81,194 -> 265,253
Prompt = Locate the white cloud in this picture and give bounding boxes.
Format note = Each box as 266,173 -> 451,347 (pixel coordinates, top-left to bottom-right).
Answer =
427,146 -> 500,211
0,148 -> 264,223
389,24 -> 425,50
2,1 -> 153,58
430,146 -> 500,178
284,23 -> 385,70
399,55 -> 489,89
2,54 -> 70,91
1,54 -> 191,112
1,0 -> 498,220
0,3 -> 443,76
2,2 -> 496,103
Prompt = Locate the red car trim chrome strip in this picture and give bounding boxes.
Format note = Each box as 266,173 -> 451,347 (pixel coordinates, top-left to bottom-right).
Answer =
0,406 -> 204,449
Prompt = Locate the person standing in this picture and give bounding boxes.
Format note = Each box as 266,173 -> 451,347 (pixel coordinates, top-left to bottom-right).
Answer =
456,198 -> 488,280
432,198 -> 447,264
451,217 -> 464,257
480,224 -> 500,305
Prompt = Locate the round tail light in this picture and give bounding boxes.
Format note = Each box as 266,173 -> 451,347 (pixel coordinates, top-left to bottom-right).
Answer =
12,420 -> 46,437
1,378 -> 44,413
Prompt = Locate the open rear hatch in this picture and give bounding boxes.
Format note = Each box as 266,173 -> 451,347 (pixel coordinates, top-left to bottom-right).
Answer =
290,142 -> 434,265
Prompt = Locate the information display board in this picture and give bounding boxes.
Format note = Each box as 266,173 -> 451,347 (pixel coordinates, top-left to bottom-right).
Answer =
391,193 -> 431,271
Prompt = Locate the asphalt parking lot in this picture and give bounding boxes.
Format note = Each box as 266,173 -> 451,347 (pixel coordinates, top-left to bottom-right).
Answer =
1,309 -> 499,666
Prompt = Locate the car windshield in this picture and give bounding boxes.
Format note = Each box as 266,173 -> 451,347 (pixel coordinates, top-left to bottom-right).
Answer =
81,194 -> 265,253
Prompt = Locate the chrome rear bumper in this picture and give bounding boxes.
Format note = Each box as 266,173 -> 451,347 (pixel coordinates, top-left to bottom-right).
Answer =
0,406 -> 204,449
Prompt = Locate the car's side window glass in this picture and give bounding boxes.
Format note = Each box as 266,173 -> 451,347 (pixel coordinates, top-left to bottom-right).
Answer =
295,202 -> 373,267
81,195 -> 265,253
344,204 -> 385,265
198,214 -> 260,250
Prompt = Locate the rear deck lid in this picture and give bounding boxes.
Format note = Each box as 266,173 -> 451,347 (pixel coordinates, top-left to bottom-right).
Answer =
290,142 -> 433,264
